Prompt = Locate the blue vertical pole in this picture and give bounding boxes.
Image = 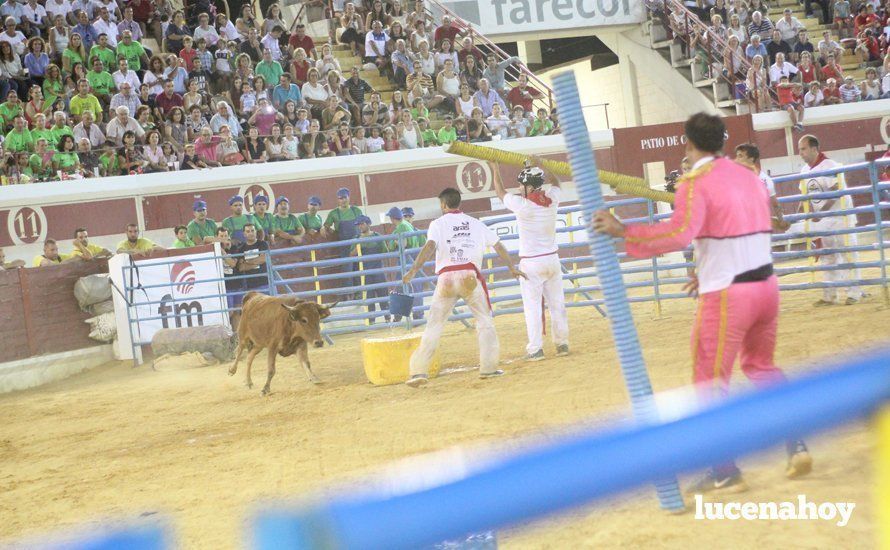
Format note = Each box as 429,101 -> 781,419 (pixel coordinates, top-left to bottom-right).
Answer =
646,200 -> 663,318
397,233 -> 412,330
266,251 -> 277,296
123,263 -> 140,368
868,162 -> 889,306
551,71 -> 685,512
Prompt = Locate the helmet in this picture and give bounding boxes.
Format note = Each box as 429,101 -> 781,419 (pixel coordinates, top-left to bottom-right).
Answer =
517,166 -> 545,188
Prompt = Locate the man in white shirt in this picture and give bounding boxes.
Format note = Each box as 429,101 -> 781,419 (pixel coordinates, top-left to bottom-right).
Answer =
194,12 -> 221,48
112,57 -> 140,91
775,8 -> 804,46
798,134 -> 863,305
92,5 -> 118,47
20,0 -> 49,34
0,17 -> 26,56
768,52 -> 798,84
402,187 -> 525,387
492,158 -> 569,361
45,0 -> 72,23
364,19 -> 389,74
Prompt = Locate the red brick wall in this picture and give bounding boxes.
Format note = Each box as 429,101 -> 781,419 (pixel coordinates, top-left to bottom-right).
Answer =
0,261 -> 109,363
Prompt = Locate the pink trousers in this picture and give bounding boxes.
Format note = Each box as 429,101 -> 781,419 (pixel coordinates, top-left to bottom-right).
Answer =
692,276 -> 786,400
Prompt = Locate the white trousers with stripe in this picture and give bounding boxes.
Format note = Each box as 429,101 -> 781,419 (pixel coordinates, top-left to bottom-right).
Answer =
816,216 -> 863,302
519,254 -> 569,355
409,270 -> 500,376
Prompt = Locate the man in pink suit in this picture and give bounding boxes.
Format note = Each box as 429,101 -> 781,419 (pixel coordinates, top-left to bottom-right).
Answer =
593,113 -> 812,494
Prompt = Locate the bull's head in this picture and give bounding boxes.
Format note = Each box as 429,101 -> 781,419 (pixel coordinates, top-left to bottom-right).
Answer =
281,301 -> 338,347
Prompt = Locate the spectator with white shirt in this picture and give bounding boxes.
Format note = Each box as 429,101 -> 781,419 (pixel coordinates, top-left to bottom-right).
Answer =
0,17 -> 26,56
260,26 -> 283,61
193,12 -> 220,49
20,0 -> 49,36
112,57 -> 140,91
364,19 -> 388,75
775,8 -> 804,46
92,6 -> 119,47
803,81 -> 824,107
768,52 -> 798,85
485,102 -> 510,140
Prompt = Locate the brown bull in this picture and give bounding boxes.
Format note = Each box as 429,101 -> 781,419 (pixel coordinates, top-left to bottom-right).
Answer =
228,291 -> 336,395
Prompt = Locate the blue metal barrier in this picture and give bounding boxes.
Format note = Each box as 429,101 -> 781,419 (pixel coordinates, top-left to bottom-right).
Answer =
120,159 -> 890,361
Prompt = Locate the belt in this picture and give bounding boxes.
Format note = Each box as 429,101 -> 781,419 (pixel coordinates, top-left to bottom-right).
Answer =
732,263 -> 773,284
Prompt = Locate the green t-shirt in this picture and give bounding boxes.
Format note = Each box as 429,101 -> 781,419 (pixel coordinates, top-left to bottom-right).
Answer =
389,219 -> 423,250
99,152 -> 118,175
31,128 -> 54,149
43,78 -> 63,108
5,129 -> 33,152
273,214 -> 301,235
420,129 -> 438,146
173,238 -> 195,248
324,206 -> 363,232
255,60 -> 283,88
54,151 -> 79,169
0,101 -> 23,127
69,94 -> 102,118
530,118 -> 554,136
116,41 -> 146,71
28,153 -> 53,179
297,212 -> 323,231
351,231 -> 386,257
89,45 -> 117,71
187,218 -> 218,245
86,70 -> 116,96
62,48 -> 83,69
437,126 -> 457,144
252,212 -> 275,237
221,213 -> 260,240
48,125 -> 73,149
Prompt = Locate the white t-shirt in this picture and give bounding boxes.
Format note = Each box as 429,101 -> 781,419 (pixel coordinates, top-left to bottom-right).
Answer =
800,156 -> 855,224
426,211 -> 499,273
502,186 -> 561,257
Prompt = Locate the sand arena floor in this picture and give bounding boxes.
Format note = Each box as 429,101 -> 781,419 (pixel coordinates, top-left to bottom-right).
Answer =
0,281 -> 887,549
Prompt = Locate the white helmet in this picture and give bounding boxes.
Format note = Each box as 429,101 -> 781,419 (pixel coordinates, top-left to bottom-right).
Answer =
517,166 -> 545,188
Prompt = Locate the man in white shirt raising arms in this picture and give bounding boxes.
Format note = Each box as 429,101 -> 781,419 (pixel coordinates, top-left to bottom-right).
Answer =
402,187 -> 525,387
491,157 -> 569,361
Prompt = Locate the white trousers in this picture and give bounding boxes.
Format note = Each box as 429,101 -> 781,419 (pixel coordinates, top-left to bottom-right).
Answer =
409,270 -> 500,376
519,255 -> 569,355
815,216 -> 863,302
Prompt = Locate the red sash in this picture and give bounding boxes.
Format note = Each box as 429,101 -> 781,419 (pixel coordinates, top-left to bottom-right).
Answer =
437,263 -> 491,310
526,190 -> 552,207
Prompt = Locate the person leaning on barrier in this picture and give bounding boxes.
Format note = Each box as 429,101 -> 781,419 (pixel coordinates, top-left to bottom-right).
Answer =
33,238 -> 75,267
221,194 -> 262,244
322,187 -> 364,246
251,194 -> 275,245
272,196 -> 304,247
350,215 -> 391,324
233,223 -> 270,294
171,225 -> 195,248
297,196 -> 324,237
116,223 -> 164,257
187,199 -> 219,245
68,227 -> 112,261
0,247 -> 25,270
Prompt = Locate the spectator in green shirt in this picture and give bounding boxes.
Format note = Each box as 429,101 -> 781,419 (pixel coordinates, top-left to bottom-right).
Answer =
48,111 -> 73,149
272,196 -> 304,248
172,225 -> 196,248
221,194 -> 260,244
385,206 -> 423,250
116,30 -> 148,72
297,196 -> 324,235
529,107 -> 554,137
28,138 -> 55,181
86,56 -> 115,104
5,115 -> 34,152
89,34 -> 117,72
251,195 -> 275,243
437,115 -> 457,144
418,117 -> 438,147
255,48 -> 283,90
53,134 -> 80,174
69,78 -> 104,123
0,90 -> 23,131
186,199 -> 219,244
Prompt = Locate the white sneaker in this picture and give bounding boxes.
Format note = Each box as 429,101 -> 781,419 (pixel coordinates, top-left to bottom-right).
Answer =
406,374 -> 428,388
479,369 -> 504,379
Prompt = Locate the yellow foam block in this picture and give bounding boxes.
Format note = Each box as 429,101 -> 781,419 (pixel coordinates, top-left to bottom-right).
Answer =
361,333 -> 440,386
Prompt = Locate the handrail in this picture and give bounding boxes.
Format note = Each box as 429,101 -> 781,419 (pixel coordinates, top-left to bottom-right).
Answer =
658,0 -> 779,112
423,0 -> 569,121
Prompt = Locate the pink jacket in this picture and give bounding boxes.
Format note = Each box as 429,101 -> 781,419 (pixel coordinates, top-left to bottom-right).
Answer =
624,157 -> 773,294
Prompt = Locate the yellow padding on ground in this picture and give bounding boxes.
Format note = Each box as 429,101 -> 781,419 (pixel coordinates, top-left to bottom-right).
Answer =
361,333 -> 440,386
446,141 -> 676,204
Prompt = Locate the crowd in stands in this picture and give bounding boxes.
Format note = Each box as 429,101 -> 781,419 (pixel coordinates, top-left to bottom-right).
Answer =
0,0 -> 557,184
652,0 -> 890,127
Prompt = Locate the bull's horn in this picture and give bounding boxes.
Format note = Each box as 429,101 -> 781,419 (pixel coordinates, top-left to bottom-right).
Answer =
281,303 -> 300,311
322,301 -> 339,310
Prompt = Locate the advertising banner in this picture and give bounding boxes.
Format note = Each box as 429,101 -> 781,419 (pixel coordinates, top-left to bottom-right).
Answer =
109,248 -> 229,362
